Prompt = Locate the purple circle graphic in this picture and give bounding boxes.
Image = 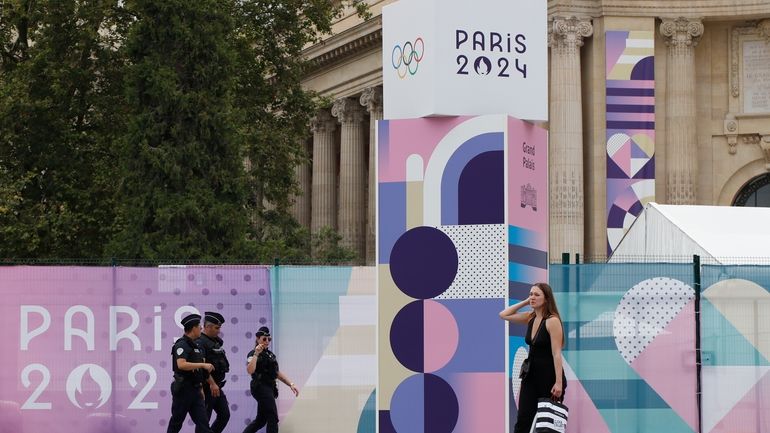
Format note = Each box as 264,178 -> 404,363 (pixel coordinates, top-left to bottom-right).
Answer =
390,373 -> 458,433
390,300 -> 424,372
389,226 -> 458,299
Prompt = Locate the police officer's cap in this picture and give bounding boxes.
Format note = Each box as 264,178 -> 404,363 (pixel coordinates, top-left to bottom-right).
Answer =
256,326 -> 271,338
204,311 -> 225,326
181,313 -> 201,327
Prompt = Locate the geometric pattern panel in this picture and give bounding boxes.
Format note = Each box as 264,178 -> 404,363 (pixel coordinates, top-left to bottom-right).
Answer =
605,30 -> 656,255
550,263 -> 697,433
613,277 -> 695,364
437,224 -> 507,299
700,276 -> 770,433
378,116 -> 547,433
275,266 -> 377,433
378,117 -> 520,433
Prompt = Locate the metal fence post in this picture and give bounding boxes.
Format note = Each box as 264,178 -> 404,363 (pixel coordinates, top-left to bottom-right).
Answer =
693,254 -> 702,433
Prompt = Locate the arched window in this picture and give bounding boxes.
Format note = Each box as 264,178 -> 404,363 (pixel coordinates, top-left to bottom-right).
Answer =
733,173 -> 770,207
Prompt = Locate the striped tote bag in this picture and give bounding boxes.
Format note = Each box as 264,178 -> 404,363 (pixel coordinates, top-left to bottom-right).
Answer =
532,398 -> 568,433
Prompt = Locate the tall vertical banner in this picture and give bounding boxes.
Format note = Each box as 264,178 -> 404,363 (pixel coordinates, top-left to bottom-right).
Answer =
377,116 -> 547,433
605,30 -> 656,254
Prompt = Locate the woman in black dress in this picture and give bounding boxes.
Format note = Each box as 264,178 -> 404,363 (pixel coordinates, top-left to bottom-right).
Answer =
499,282 -> 566,433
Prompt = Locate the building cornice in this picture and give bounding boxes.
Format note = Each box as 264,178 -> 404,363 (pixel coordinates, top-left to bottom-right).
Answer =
303,15 -> 382,74
548,0 -> 770,19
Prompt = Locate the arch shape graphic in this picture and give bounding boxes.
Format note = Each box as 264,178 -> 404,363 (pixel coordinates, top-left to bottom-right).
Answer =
422,115 -> 507,226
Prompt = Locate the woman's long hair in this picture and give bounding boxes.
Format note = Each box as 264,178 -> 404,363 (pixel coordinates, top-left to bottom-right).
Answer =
531,282 -> 565,347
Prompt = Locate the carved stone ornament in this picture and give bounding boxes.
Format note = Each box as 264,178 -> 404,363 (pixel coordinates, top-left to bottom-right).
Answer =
359,87 -> 383,114
743,134 -> 761,145
730,21 -> 770,98
761,135 -> 770,171
759,19 -> 770,42
724,113 -> 739,154
548,17 -> 593,53
310,110 -> 337,134
332,97 -> 366,124
660,17 -> 704,50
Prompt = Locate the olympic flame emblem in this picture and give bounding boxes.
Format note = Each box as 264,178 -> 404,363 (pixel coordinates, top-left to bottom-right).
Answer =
66,364 -> 112,409
392,37 -> 425,79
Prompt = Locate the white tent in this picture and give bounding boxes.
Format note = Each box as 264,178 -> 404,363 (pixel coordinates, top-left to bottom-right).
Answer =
609,202 -> 770,264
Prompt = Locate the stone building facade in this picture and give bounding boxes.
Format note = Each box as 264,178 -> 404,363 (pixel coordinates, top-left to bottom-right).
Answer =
295,0 -> 770,264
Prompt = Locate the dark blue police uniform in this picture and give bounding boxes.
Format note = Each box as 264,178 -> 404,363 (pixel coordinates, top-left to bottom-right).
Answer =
167,314 -> 213,433
195,312 -> 231,433
243,328 -> 280,433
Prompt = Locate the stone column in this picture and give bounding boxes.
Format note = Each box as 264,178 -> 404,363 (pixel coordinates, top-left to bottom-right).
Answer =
290,138 -> 312,229
332,97 -> 368,261
310,110 -> 338,238
360,86 -> 383,265
660,17 -> 704,204
548,16 -> 593,260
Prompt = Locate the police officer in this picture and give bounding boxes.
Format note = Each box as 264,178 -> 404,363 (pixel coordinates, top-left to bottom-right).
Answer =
167,314 -> 215,433
195,312 -> 230,433
242,326 -> 298,433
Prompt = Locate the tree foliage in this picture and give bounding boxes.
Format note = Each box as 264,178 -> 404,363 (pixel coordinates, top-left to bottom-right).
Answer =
107,0 -> 253,260
0,1 -> 126,258
0,0 -> 365,262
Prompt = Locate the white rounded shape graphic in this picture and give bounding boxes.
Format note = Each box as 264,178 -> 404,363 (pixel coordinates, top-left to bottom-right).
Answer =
613,277 -> 694,365
66,364 -> 112,409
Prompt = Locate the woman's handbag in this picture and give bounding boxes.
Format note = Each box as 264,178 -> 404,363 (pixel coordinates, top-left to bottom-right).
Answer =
519,358 -> 530,379
532,398 -> 568,433
520,318 -> 546,380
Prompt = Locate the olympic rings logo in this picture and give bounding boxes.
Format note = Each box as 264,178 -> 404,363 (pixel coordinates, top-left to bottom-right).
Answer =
391,37 -> 425,79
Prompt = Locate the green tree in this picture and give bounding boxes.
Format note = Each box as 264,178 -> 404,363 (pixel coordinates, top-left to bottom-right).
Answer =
0,1 -> 127,258
231,1 -> 365,259
1,0 -> 367,262
107,0 -> 253,260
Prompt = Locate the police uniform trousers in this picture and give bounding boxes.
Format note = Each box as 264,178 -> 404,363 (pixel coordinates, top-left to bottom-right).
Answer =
196,386 -> 230,433
242,382 -> 279,433
167,381 -> 214,433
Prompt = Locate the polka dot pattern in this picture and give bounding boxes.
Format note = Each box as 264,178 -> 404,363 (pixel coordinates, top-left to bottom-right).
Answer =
81,267 -> 274,432
436,224 -> 507,299
613,277 -> 694,364
511,346 -> 529,404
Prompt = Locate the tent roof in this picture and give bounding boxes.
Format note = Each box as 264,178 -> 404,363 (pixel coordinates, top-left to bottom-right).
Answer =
609,203 -> 770,264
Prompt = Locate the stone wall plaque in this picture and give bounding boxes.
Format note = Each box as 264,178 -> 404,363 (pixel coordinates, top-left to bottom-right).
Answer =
743,39 -> 770,113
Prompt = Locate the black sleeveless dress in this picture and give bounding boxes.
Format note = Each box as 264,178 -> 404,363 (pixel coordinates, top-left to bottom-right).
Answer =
514,316 -> 567,433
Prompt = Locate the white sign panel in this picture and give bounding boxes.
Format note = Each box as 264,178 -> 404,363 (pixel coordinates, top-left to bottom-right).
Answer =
743,40 -> 770,114
382,0 -> 548,121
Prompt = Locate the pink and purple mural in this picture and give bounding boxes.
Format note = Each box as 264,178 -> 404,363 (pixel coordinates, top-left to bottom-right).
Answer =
0,265 -> 377,433
0,265 -> 271,433
605,30 -> 656,254
377,115 -> 548,433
